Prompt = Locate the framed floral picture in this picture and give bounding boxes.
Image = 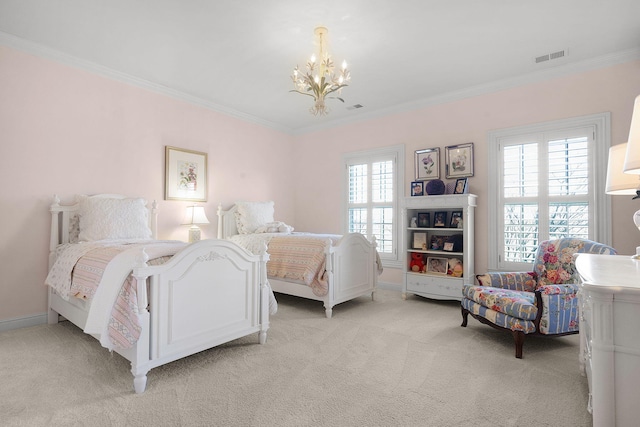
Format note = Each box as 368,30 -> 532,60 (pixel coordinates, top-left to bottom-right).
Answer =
415,148 -> 440,180
445,142 -> 474,178
165,146 -> 208,202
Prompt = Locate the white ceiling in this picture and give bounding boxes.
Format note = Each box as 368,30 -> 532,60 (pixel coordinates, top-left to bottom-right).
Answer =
1,0 -> 639,134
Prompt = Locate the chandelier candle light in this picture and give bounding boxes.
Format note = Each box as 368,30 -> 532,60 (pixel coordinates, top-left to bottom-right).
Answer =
290,26 -> 351,116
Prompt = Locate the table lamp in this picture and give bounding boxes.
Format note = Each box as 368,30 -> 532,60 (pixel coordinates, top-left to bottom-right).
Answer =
182,205 -> 210,242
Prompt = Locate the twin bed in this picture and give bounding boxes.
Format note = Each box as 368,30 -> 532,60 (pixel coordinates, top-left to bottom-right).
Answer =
216,201 -> 379,319
46,194 -> 274,393
45,195 -> 379,393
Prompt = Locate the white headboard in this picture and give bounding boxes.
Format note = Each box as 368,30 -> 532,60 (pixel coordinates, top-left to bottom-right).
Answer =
217,204 -> 239,239
48,194 -> 158,268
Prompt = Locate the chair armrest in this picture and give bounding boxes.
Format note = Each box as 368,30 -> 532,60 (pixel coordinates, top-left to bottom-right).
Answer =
536,283 -> 578,295
535,283 -> 580,334
476,272 -> 537,292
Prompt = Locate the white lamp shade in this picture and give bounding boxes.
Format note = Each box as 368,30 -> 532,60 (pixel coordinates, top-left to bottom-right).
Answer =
624,94 -> 640,174
182,206 -> 210,225
606,143 -> 640,195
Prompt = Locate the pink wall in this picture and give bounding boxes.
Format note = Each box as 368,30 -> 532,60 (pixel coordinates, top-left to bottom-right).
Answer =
0,46 -> 295,322
294,60 -> 640,284
2,43 -> 640,324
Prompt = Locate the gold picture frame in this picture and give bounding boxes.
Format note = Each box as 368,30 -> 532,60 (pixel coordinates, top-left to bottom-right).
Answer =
165,146 -> 208,202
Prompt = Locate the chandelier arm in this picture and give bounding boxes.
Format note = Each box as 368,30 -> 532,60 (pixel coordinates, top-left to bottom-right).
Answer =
289,90 -> 317,98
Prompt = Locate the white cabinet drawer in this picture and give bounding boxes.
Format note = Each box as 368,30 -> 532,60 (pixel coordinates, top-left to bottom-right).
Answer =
405,273 -> 463,301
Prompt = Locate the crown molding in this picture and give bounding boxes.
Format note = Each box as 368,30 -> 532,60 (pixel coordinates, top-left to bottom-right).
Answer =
2,31 -> 638,136
0,31 -> 292,134
292,48 -> 640,135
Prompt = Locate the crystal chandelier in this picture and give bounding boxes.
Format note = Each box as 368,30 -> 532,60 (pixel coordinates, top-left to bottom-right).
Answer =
290,27 -> 351,116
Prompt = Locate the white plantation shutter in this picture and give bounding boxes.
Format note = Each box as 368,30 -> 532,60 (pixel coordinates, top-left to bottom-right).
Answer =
488,114 -> 609,271
344,145 -> 404,267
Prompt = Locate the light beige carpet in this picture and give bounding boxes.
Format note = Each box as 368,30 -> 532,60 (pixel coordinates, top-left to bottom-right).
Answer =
1,290 -> 592,426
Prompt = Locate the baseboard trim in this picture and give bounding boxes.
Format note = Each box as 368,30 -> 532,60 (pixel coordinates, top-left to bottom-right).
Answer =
376,281 -> 401,292
0,313 -> 48,333
0,285 -> 401,332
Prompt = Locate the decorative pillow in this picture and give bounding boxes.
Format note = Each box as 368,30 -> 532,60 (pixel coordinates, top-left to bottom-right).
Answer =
77,195 -> 152,241
234,201 -> 274,234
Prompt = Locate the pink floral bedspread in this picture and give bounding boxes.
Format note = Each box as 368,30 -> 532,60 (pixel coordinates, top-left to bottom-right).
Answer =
70,246 -> 173,350
230,233 -> 341,297
46,242 -> 184,350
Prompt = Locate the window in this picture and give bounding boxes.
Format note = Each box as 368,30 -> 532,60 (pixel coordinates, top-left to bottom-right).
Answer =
343,145 -> 405,267
488,113 -> 610,271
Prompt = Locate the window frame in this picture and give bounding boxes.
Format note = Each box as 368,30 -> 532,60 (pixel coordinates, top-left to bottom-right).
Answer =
487,113 -> 611,271
342,144 -> 405,269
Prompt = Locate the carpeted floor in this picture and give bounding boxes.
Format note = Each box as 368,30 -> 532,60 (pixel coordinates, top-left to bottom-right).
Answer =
1,289 -> 592,426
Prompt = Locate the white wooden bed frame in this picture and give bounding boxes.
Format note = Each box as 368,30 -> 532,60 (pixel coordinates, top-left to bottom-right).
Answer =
217,204 -> 377,318
47,195 -> 271,393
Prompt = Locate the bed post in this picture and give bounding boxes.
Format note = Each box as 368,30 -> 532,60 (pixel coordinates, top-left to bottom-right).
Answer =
150,200 -> 158,239
130,248 -> 152,394
49,195 -> 61,270
323,238 -> 335,319
258,244 -> 270,344
371,235 -> 378,301
217,203 -> 226,239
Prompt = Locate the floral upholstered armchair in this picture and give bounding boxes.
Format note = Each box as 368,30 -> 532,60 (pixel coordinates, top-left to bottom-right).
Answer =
461,238 -> 616,358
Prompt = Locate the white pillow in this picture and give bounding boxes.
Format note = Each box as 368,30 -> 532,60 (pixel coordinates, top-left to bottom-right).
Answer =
78,195 -> 152,241
235,201 -> 274,234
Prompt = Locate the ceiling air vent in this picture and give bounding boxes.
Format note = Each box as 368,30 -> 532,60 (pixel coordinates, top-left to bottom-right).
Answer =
535,49 -> 567,64
347,104 -> 364,110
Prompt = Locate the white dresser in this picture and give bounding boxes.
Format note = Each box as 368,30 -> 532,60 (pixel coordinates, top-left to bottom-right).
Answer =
575,254 -> 640,427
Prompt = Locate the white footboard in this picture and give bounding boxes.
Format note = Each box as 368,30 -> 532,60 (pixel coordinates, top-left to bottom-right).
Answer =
128,239 -> 269,393
269,233 -> 377,318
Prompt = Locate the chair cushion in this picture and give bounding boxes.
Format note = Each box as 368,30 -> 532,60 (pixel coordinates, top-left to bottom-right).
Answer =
461,298 -> 537,334
462,284 -> 537,321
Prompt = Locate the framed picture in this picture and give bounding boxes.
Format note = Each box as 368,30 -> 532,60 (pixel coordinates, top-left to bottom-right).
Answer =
449,211 -> 463,228
165,146 -> 208,202
445,142 -> 474,178
433,211 -> 447,227
453,177 -> 468,194
411,181 -> 424,196
413,232 -> 427,249
415,148 -> 440,181
417,212 -> 430,228
430,235 -> 447,250
426,256 -> 449,275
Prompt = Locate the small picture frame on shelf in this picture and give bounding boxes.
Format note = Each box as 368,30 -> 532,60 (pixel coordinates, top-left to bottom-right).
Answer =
430,235 -> 447,250
427,256 -> 449,275
417,212 -> 430,228
449,211 -> 463,228
413,232 -> 427,249
411,181 -> 424,196
433,211 -> 447,227
453,177 -> 468,194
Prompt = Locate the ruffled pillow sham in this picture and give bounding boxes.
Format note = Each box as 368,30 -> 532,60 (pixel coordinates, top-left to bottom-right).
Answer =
77,195 -> 152,241
234,201 -> 275,234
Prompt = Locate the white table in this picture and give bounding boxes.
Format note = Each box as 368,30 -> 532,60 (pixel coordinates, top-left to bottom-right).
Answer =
575,254 -> 640,427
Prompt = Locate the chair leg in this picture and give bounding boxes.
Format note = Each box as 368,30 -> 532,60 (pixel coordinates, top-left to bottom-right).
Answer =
511,330 -> 524,359
461,306 -> 468,327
